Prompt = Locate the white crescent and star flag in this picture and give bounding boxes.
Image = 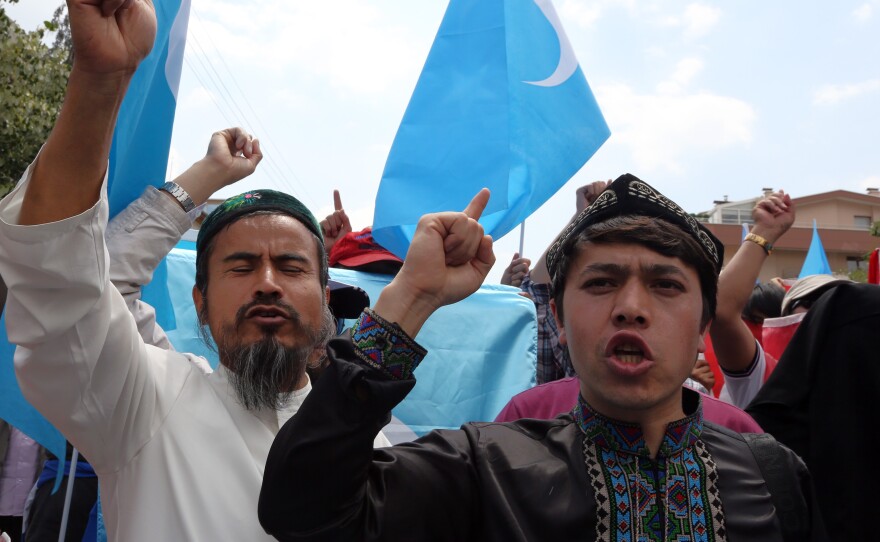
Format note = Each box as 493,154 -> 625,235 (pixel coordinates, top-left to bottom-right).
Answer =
372,0 -> 610,258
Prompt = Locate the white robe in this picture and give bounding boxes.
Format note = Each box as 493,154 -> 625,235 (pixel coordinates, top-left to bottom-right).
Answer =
0,163 -> 388,541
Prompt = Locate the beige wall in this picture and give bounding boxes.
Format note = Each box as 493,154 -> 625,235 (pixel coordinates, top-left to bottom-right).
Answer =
796,200 -> 880,230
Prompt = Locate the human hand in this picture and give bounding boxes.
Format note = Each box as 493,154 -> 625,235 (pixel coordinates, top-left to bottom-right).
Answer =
500,252 -> 531,287
751,190 -> 795,245
690,357 -> 716,392
575,180 -> 612,215
203,127 -> 263,187
67,0 -> 157,80
373,190 -> 495,337
319,190 -> 353,252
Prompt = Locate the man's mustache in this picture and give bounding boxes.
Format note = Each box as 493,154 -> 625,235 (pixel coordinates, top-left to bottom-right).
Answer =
234,295 -> 301,328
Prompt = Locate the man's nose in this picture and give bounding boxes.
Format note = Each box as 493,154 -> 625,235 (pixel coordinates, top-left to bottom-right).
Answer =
612,282 -> 649,327
253,266 -> 283,299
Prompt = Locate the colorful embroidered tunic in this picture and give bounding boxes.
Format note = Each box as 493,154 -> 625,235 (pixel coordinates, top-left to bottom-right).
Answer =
573,397 -> 726,542
260,316 -> 826,541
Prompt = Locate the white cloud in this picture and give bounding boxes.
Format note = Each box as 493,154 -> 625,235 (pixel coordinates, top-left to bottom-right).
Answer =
656,57 -> 704,94
813,79 -> 880,105
656,3 -> 721,39
682,3 -> 722,38
559,1 -> 603,28
178,86 -> 219,111
857,175 -> 880,192
595,82 -> 755,174
853,3 -> 873,22
187,0 -> 428,96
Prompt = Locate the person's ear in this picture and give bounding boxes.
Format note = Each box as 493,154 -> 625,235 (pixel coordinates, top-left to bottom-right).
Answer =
550,298 -> 567,346
193,286 -> 205,324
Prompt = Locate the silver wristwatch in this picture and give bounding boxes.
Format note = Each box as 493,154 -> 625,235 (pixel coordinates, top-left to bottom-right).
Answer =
159,181 -> 195,212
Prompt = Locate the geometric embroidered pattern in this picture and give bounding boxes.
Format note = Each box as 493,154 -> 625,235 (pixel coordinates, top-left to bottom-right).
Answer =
575,397 -> 727,542
350,308 -> 427,380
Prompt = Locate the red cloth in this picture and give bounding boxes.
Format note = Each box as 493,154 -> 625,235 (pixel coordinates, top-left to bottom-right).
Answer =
702,334 -> 724,397
761,313 -> 806,365
869,248 -> 879,285
494,377 -> 763,433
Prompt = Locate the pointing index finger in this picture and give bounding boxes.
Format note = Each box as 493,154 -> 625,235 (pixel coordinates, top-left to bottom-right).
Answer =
463,188 -> 490,220
333,190 -> 343,211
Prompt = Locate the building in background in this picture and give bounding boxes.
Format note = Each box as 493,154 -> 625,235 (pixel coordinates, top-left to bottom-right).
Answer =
701,187 -> 880,281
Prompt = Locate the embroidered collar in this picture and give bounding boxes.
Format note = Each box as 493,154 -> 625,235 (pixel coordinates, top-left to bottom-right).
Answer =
571,390 -> 704,458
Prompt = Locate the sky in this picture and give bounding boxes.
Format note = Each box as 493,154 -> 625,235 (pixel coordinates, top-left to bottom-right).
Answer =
9,0 -> 880,283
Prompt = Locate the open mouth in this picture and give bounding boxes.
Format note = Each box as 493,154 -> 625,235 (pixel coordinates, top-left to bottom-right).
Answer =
606,332 -> 653,366
245,305 -> 290,320
613,345 -> 645,364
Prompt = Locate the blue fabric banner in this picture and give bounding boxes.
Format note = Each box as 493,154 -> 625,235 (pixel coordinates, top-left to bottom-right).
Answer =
373,0 -> 610,259
161,249 -> 537,436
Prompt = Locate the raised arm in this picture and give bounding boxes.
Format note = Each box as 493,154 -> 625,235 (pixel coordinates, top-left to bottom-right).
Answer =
260,191 -> 494,540
372,189 -> 494,336
108,127 -> 262,348
500,252 -> 531,287
319,189 -> 353,253
19,0 -> 156,225
710,190 -> 794,372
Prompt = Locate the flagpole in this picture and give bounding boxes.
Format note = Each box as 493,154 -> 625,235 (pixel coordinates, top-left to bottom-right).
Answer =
57,448 -> 79,542
518,221 -> 525,257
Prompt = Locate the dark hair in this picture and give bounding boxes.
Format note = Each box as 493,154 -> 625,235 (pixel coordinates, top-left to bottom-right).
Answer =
550,215 -> 717,329
742,282 -> 785,323
194,210 -> 329,300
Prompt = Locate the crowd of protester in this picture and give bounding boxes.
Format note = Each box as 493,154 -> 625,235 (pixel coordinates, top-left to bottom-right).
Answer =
2,1 -> 879,541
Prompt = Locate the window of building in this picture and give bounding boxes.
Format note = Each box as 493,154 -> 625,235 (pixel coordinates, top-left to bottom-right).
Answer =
847,256 -> 867,271
854,215 -> 872,229
721,209 -> 750,225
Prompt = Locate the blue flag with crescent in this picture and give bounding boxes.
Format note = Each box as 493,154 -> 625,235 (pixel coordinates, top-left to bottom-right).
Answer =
372,0 -> 610,258
798,219 -> 833,278
0,0 -> 191,476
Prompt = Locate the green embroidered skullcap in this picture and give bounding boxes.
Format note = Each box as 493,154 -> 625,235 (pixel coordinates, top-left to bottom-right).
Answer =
196,190 -> 324,260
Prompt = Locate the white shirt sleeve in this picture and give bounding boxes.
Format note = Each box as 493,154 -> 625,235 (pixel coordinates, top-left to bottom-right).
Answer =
718,339 -> 766,409
107,186 -> 192,351
0,163 -> 192,473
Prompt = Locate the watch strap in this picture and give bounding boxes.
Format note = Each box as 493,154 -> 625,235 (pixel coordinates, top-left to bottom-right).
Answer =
159,181 -> 195,212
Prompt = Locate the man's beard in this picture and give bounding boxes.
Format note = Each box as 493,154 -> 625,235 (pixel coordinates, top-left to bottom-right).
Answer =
200,295 -> 334,412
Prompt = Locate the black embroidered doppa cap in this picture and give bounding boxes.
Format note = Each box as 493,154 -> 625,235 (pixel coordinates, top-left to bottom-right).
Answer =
546,174 -> 724,281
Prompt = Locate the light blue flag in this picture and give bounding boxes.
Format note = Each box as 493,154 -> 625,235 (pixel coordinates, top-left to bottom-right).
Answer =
373,0 -> 610,258
799,219 -> 833,278
0,0 -> 191,487
741,223 -> 749,242
160,249 -> 537,441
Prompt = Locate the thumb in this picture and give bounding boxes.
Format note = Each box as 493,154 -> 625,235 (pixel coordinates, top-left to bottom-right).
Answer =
463,188 -> 490,220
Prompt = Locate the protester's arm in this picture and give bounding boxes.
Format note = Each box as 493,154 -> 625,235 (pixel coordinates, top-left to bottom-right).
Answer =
500,252 -> 531,287
260,191 -> 494,540
107,128 -> 261,349
710,191 -> 794,372
529,180 -> 609,284
521,274 -> 574,383
319,190 -> 352,253
18,0 -> 156,225
0,1 -> 182,472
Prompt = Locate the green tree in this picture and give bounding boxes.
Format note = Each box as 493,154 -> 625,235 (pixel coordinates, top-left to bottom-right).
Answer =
0,0 -> 71,196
